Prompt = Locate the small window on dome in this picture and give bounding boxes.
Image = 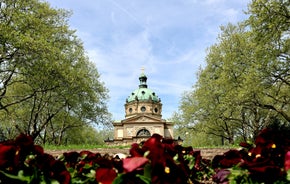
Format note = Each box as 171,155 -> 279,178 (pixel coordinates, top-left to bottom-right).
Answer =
152,92 -> 155,96
154,108 -> 158,113
142,91 -> 145,95
141,106 -> 146,112
132,93 -> 135,95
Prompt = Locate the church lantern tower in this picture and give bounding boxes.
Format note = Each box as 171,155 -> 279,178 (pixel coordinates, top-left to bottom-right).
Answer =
112,70 -> 173,144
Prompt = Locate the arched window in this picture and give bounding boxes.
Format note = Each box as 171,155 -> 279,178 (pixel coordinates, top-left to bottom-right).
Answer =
136,128 -> 151,137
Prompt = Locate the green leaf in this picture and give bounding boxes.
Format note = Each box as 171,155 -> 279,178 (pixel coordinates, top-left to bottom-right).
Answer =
144,150 -> 150,157
136,174 -> 151,184
84,169 -> 96,178
143,164 -> 152,179
112,174 -> 125,184
0,170 -> 31,182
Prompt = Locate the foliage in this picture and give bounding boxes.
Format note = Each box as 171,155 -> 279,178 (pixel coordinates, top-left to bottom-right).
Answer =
177,0 -> 290,145
0,128 -> 289,184
245,0 -> 290,122
0,0 -> 110,143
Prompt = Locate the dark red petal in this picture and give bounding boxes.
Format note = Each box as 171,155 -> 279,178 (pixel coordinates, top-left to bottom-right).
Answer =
95,168 -> 117,184
129,143 -> 144,157
57,170 -> 71,184
239,142 -> 252,149
0,144 -> 17,168
15,134 -> 34,148
285,151 -> 290,171
143,134 -> 163,148
34,145 -> 44,155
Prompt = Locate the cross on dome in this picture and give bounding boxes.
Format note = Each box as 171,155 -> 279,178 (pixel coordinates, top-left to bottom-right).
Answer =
141,66 -> 145,74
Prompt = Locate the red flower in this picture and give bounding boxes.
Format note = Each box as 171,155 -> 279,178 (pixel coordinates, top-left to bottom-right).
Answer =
33,145 -> 44,155
139,134 -> 191,183
142,134 -> 163,153
247,164 -> 282,183
79,150 -> 97,161
123,157 -> 148,172
14,134 -> 45,169
239,142 -> 253,149
62,151 -> 80,168
15,133 -> 34,149
130,143 -> 144,157
0,142 -> 17,169
284,151 -> 290,171
36,153 -> 71,184
95,167 -> 117,184
50,160 -> 71,184
212,149 -> 243,168
238,128 -> 289,183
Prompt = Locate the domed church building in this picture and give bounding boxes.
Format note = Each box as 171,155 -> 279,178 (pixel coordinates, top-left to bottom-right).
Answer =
111,71 -> 174,144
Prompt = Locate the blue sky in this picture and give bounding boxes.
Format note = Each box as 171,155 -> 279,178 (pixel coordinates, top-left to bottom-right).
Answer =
46,0 -> 251,121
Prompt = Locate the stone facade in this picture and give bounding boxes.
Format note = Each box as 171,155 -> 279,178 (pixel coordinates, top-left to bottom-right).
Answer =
110,72 -> 173,144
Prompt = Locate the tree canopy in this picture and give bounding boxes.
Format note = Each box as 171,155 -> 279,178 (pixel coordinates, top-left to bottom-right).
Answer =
176,0 -> 289,146
0,0 -> 110,144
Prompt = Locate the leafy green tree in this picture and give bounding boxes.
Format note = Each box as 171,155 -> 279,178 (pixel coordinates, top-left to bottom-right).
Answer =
177,0 -> 289,146
62,124 -> 114,145
0,0 -> 110,143
172,111 -> 220,146
178,23 -> 253,144
246,0 -> 290,122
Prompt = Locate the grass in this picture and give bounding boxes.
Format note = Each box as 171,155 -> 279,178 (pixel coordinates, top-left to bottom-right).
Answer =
43,144 -> 130,151
193,145 -> 240,149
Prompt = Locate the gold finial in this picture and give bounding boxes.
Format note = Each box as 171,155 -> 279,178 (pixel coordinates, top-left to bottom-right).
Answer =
141,66 -> 145,74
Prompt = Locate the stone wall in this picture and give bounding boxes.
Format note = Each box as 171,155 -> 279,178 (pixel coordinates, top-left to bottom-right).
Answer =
47,148 -> 231,160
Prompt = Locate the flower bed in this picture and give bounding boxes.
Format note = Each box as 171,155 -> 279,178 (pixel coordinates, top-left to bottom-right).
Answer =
0,128 -> 289,184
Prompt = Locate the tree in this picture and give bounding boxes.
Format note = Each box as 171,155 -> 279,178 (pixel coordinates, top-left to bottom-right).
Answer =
171,111 -> 220,146
0,0 -> 110,143
63,124 -> 114,145
177,0 -> 290,145
178,23 -> 255,144
246,0 -> 290,122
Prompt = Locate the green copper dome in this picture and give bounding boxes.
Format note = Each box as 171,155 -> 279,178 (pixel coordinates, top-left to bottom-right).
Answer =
126,73 -> 160,103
